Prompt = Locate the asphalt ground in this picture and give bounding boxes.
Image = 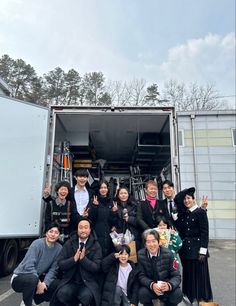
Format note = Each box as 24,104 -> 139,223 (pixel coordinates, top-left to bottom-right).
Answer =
0,240 -> 235,306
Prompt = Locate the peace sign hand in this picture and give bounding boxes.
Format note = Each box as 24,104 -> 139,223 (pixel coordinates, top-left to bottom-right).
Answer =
43,183 -> 51,198
93,196 -> 99,205
112,201 -> 118,212
201,195 -> 208,210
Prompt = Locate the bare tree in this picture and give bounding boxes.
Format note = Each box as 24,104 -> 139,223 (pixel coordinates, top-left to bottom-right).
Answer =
162,80 -> 228,111
106,80 -> 132,106
106,79 -> 156,106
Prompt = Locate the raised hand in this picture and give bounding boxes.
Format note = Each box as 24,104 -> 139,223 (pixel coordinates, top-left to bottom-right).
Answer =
114,251 -> 121,259
43,184 -> 51,198
201,195 -> 208,210
112,201 -> 118,212
93,195 -> 99,205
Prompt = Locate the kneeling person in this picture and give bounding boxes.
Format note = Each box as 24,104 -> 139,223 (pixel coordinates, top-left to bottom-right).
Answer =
11,223 -> 62,306
137,229 -> 183,306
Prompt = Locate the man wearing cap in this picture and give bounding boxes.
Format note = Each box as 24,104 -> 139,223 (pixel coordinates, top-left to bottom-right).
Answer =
11,223 -> 62,306
51,218 -> 102,306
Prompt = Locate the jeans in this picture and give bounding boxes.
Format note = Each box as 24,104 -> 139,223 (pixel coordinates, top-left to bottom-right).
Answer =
113,286 -> 130,306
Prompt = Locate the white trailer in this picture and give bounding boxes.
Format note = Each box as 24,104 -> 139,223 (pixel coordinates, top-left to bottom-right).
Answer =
0,95 -> 179,275
0,96 -> 49,275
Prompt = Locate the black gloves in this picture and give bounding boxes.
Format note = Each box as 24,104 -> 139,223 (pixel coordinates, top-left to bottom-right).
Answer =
198,254 -> 206,262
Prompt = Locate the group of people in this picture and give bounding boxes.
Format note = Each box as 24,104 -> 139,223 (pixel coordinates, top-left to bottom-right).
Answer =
11,168 -> 213,306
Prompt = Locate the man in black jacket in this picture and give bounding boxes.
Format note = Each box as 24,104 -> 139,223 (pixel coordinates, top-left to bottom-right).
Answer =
51,218 -> 102,306
137,180 -> 166,232
71,168 -> 95,217
137,229 -> 183,306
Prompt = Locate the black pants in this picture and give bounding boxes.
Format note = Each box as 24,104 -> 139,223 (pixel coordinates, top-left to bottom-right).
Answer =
56,282 -> 94,306
138,285 -> 183,306
12,274 -> 58,306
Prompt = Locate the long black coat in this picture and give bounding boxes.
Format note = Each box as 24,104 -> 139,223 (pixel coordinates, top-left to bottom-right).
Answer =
137,247 -> 181,290
50,231 -> 102,306
88,196 -> 114,257
175,207 -> 209,259
136,199 -> 166,231
101,253 -> 139,306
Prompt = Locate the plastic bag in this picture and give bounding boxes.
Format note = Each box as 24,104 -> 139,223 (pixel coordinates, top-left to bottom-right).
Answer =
110,229 -> 134,246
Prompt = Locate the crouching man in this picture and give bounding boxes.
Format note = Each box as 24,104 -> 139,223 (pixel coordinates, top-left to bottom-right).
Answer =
137,229 -> 183,306
51,217 -> 102,306
11,223 -> 62,306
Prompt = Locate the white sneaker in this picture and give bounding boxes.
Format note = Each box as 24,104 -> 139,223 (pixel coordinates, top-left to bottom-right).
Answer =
20,300 -> 38,306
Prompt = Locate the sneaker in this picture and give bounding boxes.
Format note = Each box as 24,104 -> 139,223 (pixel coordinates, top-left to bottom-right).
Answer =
20,300 -> 38,306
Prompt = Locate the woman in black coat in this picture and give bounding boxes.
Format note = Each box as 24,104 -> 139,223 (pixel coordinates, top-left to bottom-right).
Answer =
175,187 -> 213,304
101,244 -> 139,306
88,180 -> 114,257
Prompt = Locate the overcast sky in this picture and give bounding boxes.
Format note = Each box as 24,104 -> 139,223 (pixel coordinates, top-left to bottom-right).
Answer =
0,0 -> 235,104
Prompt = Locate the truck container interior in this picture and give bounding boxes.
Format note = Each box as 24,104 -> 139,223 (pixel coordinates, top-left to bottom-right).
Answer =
50,109 -> 174,199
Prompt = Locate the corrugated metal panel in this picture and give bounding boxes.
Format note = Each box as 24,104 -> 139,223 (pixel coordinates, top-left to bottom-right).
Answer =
177,111 -> 236,239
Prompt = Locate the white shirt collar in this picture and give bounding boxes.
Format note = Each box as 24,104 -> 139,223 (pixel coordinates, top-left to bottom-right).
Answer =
189,204 -> 198,212
79,238 -> 88,245
75,185 -> 87,192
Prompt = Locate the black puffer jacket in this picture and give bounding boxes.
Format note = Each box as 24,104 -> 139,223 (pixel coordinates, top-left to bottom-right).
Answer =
101,253 -> 139,306
137,247 -> 181,290
50,231 -> 102,306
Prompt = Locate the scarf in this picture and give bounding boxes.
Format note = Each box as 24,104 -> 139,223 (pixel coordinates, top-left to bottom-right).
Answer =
146,195 -> 157,208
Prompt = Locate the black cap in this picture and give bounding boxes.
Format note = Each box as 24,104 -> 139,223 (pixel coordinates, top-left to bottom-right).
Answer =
185,187 -> 195,197
174,187 -> 195,212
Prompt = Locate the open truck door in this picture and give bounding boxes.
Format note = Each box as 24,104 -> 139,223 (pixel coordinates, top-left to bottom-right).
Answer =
0,95 -> 49,275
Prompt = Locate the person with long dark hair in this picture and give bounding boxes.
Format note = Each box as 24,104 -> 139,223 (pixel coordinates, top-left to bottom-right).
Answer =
111,187 -> 139,246
175,187 -> 213,305
88,179 -> 114,257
